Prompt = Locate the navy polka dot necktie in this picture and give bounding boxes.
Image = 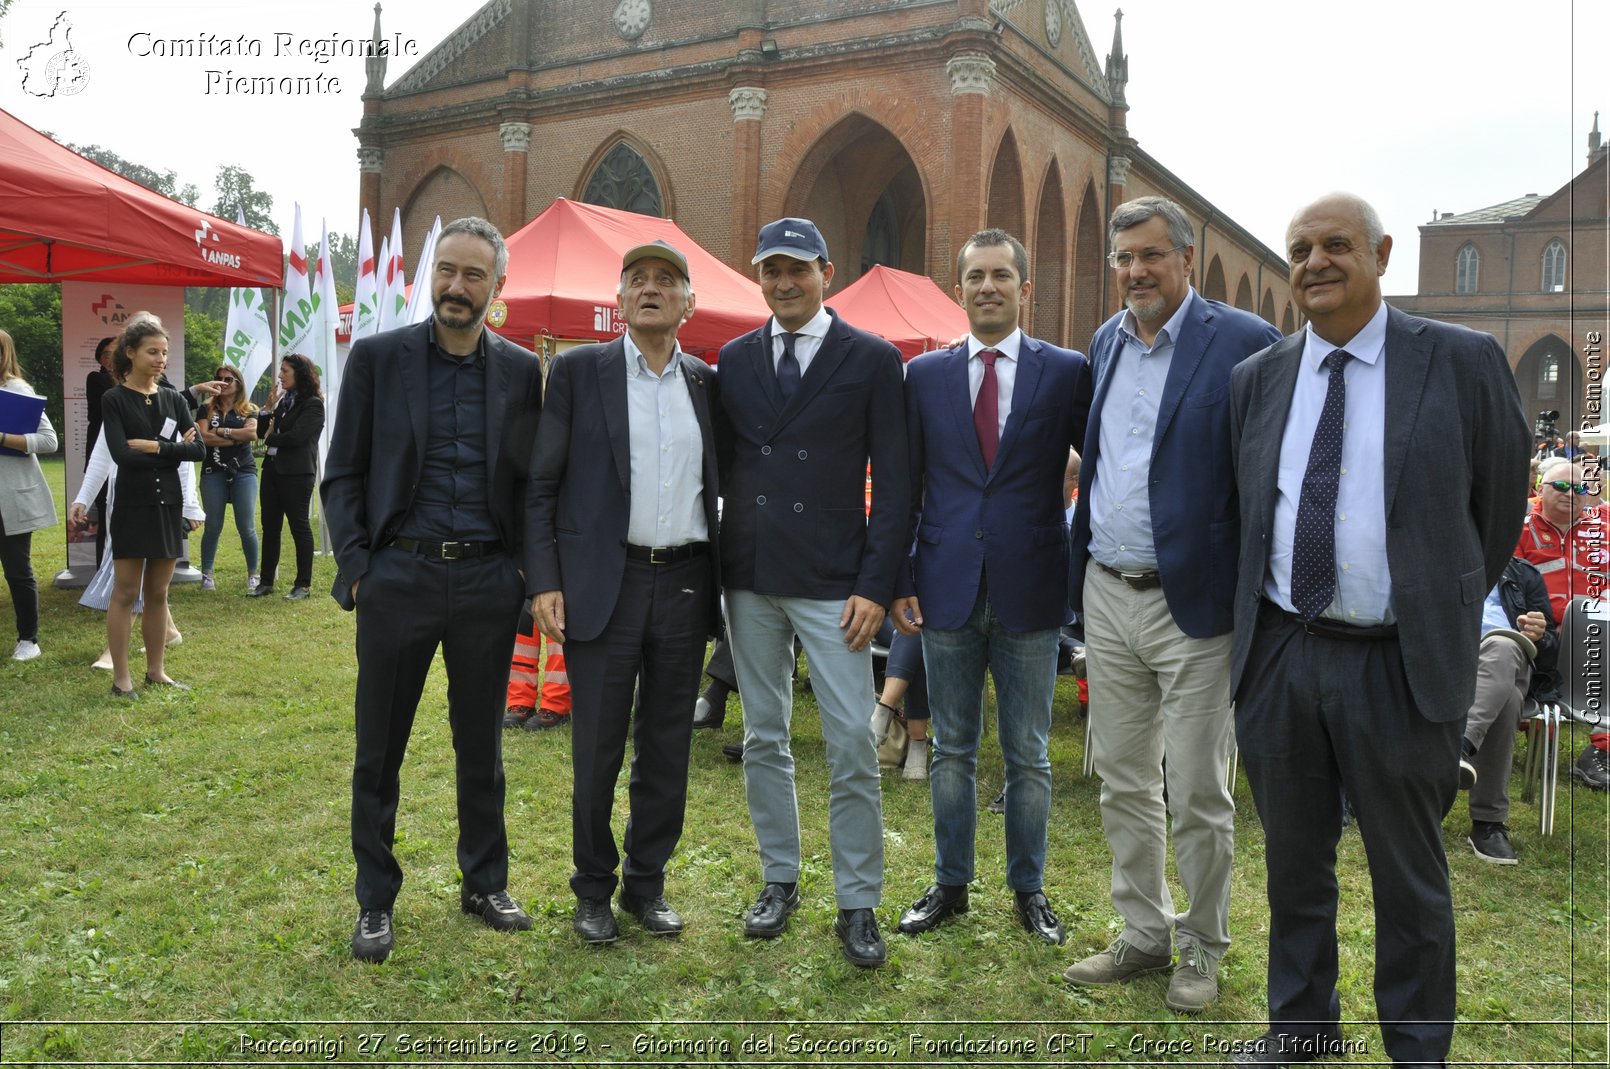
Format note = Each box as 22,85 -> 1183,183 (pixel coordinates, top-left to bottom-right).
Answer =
777,331 -> 801,402
1291,349 -> 1353,622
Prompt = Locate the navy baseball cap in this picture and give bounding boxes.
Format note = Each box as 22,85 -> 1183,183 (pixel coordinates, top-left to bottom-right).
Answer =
751,218 -> 829,264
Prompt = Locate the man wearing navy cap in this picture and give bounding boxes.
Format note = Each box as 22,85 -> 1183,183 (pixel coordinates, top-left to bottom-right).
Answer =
528,239 -> 722,945
715,217 -> 909,967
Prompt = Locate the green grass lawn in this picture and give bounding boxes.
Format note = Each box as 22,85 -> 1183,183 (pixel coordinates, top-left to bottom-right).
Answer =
0,458 -> 1605,1065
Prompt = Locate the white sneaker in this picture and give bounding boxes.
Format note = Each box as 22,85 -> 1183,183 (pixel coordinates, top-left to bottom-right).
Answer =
91,649 -> 113,671
200,573 -> 216,592
903,738 -> 930,780
12,639 -> 41,661
247,573 -> 260,592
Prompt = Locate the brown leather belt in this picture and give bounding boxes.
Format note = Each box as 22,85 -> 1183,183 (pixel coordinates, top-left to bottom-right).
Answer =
1096,561 -> 1161,591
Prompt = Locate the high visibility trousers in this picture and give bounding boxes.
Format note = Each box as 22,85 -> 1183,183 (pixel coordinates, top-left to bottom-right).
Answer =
506,614 -> 571,714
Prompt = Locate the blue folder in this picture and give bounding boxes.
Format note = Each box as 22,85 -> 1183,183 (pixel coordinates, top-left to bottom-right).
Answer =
0,389 -> 47,457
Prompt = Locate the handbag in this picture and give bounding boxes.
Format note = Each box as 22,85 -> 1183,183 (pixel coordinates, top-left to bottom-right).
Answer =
875,710 -> 909,769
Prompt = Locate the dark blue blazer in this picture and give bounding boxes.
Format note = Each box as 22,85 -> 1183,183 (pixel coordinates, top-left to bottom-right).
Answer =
714,308 -> 909,606
1070,294 -> 1281,639
898,334 -> 1092,632
524,338 -> 722,644
1229,305 -> 1531,722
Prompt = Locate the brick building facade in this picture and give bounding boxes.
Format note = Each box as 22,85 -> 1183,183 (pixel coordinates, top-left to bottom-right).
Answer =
1392,118 -> 1609,436
354,0 -> 1292,350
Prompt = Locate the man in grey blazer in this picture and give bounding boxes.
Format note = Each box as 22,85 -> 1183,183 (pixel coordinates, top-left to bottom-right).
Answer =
1227,193 -> 1530,1065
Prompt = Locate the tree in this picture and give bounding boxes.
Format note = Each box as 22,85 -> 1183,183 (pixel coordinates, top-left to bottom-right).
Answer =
182,308 -> 224,388
0,284 -> 64,432
61,140 -> 198,206
210,165 -> 279,237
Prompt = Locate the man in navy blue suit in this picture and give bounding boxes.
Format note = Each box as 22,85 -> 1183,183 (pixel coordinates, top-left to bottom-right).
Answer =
1065,197 -> 1280,1012
715,218 -> 909,968
891,228 -> 1091,946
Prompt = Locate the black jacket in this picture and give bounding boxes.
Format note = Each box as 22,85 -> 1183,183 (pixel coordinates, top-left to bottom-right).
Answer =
1495,556 -> 1559,700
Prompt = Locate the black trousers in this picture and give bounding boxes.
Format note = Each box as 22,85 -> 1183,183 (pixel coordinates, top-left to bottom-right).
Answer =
0,510 -> 37,643
350,546 -> 524,909
565,555 -> 711,900
1235,599 -> 1461,1065
259,462 -> 314,588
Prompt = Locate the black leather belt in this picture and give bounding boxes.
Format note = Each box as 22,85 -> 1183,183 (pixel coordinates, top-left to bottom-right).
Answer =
625,541 -> 709,564
1096,561 -> 1161,591
390,537 -> 503,560
1263,598 -> 1397,641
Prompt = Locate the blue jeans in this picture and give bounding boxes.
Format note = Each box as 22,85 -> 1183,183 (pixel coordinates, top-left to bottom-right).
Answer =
199,469 -> 259,575
921,586 -> 1058,892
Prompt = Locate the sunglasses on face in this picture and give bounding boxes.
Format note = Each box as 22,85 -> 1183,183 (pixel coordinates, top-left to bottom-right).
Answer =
1545,480 -> 1592,495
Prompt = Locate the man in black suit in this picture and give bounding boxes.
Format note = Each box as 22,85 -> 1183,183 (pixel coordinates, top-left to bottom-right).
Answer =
716,217 -> 909,967
527,240 -> 721,945
1227,193 -> 1530,1065
322,216 -> 543,964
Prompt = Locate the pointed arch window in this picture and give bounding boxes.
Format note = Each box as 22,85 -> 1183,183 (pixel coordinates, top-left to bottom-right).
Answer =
1537,351 -> 1559,401
861,189 -> 901,274
1542,239 -> 1567,292
582,142 -> 663,217
1455,244 -> 1479,294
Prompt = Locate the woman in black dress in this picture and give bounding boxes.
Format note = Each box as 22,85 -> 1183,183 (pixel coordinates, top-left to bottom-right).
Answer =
98,314 -> 205,697
250,353 -> 325,601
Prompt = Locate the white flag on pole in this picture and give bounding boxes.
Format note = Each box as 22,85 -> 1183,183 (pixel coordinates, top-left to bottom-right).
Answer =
377,208 -> 406,332
403,216 -> 441,325
315,218 -> 343,465
224,205 -> 276,395
351,208 -> 379,344
277,204 -> 317,358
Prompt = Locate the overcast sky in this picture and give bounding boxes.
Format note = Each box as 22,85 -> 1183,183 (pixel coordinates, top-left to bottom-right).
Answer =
2,0 -> 1603,298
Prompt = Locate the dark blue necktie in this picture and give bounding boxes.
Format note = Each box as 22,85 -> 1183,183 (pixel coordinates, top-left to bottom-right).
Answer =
777,332 -> 801,402
1291,349 -> 1353,622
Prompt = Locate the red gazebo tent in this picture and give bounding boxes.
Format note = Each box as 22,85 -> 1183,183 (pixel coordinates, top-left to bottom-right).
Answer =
494,198 -> 769,357
827,264 -> 969,359
0,107 -> 282,287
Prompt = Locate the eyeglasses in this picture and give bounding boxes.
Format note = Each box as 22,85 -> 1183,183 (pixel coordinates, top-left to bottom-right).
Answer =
1545,480 -> 1592,495
1108,246 -> 1185,270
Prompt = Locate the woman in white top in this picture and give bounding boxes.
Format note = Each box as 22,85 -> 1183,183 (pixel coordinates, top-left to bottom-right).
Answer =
0,329 -> 58,661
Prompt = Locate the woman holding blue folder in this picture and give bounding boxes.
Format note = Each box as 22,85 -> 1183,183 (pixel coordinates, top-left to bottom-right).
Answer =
0,328 -> 58,662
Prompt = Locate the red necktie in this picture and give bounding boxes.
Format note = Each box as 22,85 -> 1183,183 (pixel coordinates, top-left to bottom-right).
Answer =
974,348 -> 999,469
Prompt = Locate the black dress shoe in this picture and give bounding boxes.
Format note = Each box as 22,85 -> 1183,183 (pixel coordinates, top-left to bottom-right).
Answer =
246,585 -> 276,598
691,696 -> 725,730
1230,1030 -> 1343,1065
619,891 -> 684,936
110,684 -> 139,699
743,882 -> 800,938
460,888 -> 532,931
1013,889 -> 1066,946
721,742 -> 745,763
573,896 -> 619,944
283,586 -> 310,601
144,674 -> 190,691
834,907 -> 887,967
351,908 -> 394,963
897,883 -> 969,935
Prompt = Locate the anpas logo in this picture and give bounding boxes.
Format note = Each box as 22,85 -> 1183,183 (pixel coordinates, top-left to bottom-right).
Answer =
91,293 -> 131,327
593,305 -> 624,334
194,219 -> 242,270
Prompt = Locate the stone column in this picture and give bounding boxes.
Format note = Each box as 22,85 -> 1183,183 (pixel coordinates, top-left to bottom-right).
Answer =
500,122 -> 533,235
357,144 -> 384,240
947,54 -> 995,278
729,87 -> 767,271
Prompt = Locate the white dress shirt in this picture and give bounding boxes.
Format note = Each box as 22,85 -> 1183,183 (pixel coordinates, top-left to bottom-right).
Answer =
623,332 -> 707,548
965,327 -> 1022,441
770,306 -> 833,379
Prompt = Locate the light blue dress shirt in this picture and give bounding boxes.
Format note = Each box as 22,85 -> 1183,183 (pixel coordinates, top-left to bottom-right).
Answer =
1088,289 -> 1197,571
623,331 -> 707,548
1265,301 -> 1392,625
770,306 -> 832,379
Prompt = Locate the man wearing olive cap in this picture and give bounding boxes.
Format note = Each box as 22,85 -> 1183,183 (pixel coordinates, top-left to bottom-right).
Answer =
527,239 -> 722,945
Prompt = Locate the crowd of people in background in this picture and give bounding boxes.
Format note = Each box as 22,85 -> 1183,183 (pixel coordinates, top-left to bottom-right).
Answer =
0,191 -> 1604,1067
